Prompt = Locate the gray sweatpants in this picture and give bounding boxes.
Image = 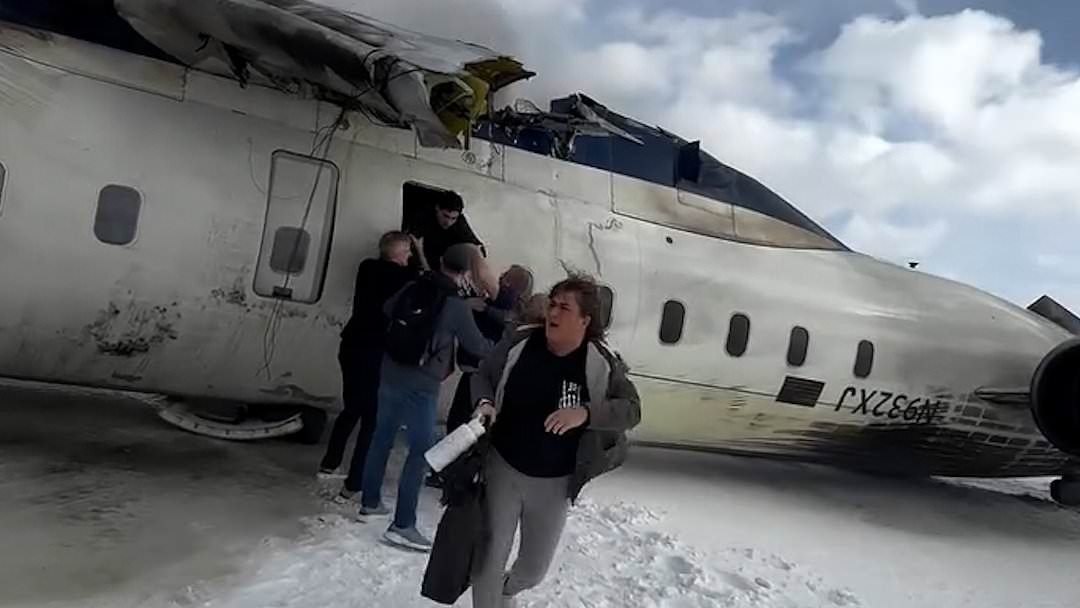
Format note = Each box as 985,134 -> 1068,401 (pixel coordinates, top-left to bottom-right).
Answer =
472,450 -> 570,608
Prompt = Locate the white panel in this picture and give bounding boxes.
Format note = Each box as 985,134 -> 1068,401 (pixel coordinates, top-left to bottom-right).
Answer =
675,189 -> 736,237
612,174 -> 678,226
417,137 -> 504,180
613,175 -> 741,239
503,147 -> 611,208
342,118 -> 417,159
188,68 -> 419,161
732,206 -> 840,250
254,152 -> 338,304
185,71 -> 317,134
0,24 -> 185,100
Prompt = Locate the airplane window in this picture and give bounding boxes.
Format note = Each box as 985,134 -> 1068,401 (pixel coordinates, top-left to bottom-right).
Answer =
93,184 -> 141,246
659,300 -> 686,344
788,326 -> 809,366
854,340 -> 875,378
598,285 -> 614,329
269,227 -> 311,274
726,313 -> 750,357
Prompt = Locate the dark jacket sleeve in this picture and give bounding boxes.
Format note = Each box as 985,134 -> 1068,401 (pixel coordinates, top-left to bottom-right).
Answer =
471,332 -> 516,409
587,355 -> 642,433
456,215 -> 485,254
382,282 -> 409,318
449,298 -> 493,361
481,304 -> 511,327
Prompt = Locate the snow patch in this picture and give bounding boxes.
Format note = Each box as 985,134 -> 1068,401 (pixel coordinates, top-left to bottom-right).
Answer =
169,495 -> 860,608
545,500 -> 860,608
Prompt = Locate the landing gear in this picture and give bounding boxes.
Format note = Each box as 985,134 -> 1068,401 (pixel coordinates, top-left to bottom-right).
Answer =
154,398 -> 326,444
1050,477 -> 1080,506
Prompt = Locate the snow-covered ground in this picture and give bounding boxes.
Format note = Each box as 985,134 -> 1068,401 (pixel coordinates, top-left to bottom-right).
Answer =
2,382 -> 1078,608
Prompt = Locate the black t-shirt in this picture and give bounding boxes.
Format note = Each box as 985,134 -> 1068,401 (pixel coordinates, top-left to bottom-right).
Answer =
493,331 -> 590,478
339,258 -> 416,351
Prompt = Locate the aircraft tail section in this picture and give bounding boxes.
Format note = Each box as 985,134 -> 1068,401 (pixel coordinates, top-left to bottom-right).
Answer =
1028,295 -> 1080,335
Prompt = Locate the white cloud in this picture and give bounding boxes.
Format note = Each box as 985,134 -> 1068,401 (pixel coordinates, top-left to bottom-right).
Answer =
570,42 -> 672,99
814,11 -> 1048,133
1035,254 -> 1080,276
840,215 -> 949,261
493,0 -> 588,22
319,1 -> 1080,309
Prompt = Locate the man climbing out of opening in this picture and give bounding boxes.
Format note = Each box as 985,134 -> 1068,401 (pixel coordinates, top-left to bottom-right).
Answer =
468,273 -> 642,607
359,244 -> 493,552
406,190 -> 498,298
319,231 -> 418,488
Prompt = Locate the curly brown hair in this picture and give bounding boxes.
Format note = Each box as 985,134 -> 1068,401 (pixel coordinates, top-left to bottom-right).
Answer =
549,273 -> 606,342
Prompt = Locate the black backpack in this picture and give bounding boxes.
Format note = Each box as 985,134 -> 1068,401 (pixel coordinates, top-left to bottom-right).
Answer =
384,277 -> 450,367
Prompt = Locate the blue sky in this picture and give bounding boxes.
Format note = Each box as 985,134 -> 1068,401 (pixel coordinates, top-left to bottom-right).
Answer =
333,0 -> 1080,313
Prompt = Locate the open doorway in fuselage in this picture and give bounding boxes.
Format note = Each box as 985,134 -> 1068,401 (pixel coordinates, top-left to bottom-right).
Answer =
400,181 -> 495,297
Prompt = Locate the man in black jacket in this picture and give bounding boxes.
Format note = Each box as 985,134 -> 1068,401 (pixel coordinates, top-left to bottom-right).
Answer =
359,244 -> 494,552
406,193 -> 498,298
319,232 -> 417,491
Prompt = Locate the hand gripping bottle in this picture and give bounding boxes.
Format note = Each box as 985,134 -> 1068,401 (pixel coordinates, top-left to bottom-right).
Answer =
424,416 -> 487,473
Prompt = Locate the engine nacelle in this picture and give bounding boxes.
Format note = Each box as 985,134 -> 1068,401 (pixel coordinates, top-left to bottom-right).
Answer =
1031,338 -> 1080,456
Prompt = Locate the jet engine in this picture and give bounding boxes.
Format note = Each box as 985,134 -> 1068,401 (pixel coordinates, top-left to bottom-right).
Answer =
1030,338 -> 1080,456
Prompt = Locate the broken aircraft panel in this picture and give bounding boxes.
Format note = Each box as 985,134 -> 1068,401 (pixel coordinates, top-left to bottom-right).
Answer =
113,0 -> 535,148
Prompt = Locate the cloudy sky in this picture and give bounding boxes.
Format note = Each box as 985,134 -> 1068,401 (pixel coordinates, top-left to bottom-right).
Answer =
328,0 -> 1080,312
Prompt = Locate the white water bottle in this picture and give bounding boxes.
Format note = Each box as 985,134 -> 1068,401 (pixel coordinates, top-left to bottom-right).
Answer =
425,417 -> 487,473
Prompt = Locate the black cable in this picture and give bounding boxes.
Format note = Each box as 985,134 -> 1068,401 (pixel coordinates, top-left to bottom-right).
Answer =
257,52 -> 466,378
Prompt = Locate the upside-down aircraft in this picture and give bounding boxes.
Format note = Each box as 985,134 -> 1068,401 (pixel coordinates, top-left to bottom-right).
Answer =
1,1 -> 1079,504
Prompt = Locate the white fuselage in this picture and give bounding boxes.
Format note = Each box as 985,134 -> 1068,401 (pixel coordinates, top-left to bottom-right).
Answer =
0,25 -> 1074,476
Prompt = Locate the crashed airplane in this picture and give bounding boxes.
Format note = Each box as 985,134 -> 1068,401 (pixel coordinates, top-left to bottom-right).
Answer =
1,1 -> 1080,505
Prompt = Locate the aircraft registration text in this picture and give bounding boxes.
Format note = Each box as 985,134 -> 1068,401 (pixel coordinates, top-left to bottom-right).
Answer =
835,387 -> 946,425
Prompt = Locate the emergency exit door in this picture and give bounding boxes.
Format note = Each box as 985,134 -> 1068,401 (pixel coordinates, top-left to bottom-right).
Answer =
254,151 -> 339,303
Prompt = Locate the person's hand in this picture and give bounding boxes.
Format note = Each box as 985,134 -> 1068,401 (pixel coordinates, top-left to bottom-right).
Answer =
466,297 -> 488,312
544,407 -> 589,435
474,400 -> 497,427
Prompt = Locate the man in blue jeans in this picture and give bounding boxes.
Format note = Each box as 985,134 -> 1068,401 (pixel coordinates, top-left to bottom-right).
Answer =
360,243 -> 493,551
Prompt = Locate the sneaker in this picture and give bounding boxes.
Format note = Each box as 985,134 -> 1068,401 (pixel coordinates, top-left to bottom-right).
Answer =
316,467 -> 338,480
332,488 -> 358,504
383,525 -> 432,552
358,502 -> 391,517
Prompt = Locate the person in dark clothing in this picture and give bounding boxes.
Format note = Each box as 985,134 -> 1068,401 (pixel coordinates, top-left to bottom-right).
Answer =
406,195 -> 498,298
468,274 -> 641,608
319,231 -> 417,490
446,265 -> 535,434
407,194 -> 481,269
359,244 -> 494,552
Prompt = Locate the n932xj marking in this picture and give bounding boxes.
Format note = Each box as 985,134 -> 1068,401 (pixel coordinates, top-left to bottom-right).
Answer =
1,1 -> 1079,505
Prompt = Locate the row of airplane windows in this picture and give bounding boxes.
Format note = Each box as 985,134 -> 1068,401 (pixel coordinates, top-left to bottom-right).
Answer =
648,298 -> 875,379
76,177 -> 876,380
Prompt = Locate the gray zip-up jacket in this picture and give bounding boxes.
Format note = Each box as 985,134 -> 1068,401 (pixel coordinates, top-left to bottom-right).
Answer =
472,326 -> 642,502
381,273 -> 493,395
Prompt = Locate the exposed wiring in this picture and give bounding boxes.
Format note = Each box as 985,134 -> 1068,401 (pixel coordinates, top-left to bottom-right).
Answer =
259,103 -> 344,380
256,55 -> 461,379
